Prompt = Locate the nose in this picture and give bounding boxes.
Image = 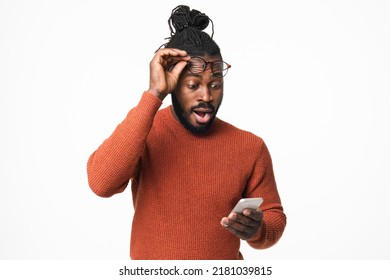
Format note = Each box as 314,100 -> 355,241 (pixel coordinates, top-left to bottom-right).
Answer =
197,86 -> 213,103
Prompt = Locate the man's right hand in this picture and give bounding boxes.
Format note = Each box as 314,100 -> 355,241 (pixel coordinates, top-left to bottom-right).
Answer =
147,48 -> 190,101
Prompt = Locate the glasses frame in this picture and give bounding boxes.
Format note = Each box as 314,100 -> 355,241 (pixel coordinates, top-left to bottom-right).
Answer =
187,56 -> 231,78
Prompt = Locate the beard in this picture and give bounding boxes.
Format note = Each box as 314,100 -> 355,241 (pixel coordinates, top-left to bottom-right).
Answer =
171,94 -> 221,134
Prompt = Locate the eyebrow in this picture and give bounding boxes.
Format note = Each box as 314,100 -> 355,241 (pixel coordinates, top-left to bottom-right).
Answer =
184,73 -> 203,79
184,72 -> 223,80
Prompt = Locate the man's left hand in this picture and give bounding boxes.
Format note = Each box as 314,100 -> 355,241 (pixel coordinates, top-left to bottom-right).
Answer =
221,209 -> 263,240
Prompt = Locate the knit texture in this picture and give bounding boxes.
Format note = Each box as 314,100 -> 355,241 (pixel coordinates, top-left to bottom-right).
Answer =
87,92 -> 286,259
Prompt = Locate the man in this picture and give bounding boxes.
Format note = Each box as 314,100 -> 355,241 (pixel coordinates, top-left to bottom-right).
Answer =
87,5 -> 286,260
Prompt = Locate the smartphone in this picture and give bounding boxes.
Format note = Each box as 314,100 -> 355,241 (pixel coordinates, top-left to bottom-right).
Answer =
231,198 -> 263,214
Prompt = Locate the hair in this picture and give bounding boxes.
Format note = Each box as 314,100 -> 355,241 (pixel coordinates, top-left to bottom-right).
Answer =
159,5 -> 221,57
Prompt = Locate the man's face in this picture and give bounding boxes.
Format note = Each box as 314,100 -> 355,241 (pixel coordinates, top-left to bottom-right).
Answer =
171,55 -> 224,134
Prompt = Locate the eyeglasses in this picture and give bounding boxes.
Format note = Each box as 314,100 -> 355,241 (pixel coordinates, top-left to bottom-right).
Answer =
187,56 -> 231,78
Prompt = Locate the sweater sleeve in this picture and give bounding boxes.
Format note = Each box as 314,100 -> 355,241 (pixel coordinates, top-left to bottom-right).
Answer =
87,92 -> 162,197
244,139 -> 287,249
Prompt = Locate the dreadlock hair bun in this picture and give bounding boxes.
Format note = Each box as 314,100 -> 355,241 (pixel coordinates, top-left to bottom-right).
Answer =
169,5 -> 210,34
160,5 -> 220,57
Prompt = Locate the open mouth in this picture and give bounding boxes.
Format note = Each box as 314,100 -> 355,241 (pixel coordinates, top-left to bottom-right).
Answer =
193,108 -> 213,124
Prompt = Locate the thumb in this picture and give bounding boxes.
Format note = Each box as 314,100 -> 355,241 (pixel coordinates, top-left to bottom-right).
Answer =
170,60 -> 188,80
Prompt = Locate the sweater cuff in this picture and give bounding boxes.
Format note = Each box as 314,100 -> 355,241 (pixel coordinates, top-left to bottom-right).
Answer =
138,91 -> 163,112
120,91 -> 163,135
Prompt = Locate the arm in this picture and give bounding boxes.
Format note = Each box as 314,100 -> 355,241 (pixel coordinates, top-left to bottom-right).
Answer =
221,140 -> 287,249
87,93 -> 162,197
87,48 -> 190,197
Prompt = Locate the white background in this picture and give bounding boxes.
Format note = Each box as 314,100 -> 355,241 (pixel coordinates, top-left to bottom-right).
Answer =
1,0 -> 389,260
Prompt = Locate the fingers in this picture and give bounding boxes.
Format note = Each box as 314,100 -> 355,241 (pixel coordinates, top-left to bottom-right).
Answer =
158,48 -> 189,57
222,221 -> 252,240
242,208 -> 263,222
169,60 -> 188,77
221,209 -> 263,240
153,48 -> 190,69
148,48 -> 190,100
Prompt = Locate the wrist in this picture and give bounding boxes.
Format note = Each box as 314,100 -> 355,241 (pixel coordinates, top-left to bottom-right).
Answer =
147,88 -> 166,101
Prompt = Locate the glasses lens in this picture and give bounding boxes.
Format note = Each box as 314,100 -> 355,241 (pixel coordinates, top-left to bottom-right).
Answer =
211,61 -> 225,77
187,57 -> 230,77
212,61 -> 229,77
188,57 -> 206,74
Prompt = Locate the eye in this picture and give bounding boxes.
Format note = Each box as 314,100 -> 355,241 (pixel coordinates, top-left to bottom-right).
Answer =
210,82 -> 222,90
187,83 -> 199,90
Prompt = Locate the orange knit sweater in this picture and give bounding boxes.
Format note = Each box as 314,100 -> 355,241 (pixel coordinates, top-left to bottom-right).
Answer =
87,92 -> 286,260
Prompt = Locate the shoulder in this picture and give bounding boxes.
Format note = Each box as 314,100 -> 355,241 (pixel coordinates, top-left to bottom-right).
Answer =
215,118 -> 267,151
216,118 -> 264,141
153,106 -> 172,126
